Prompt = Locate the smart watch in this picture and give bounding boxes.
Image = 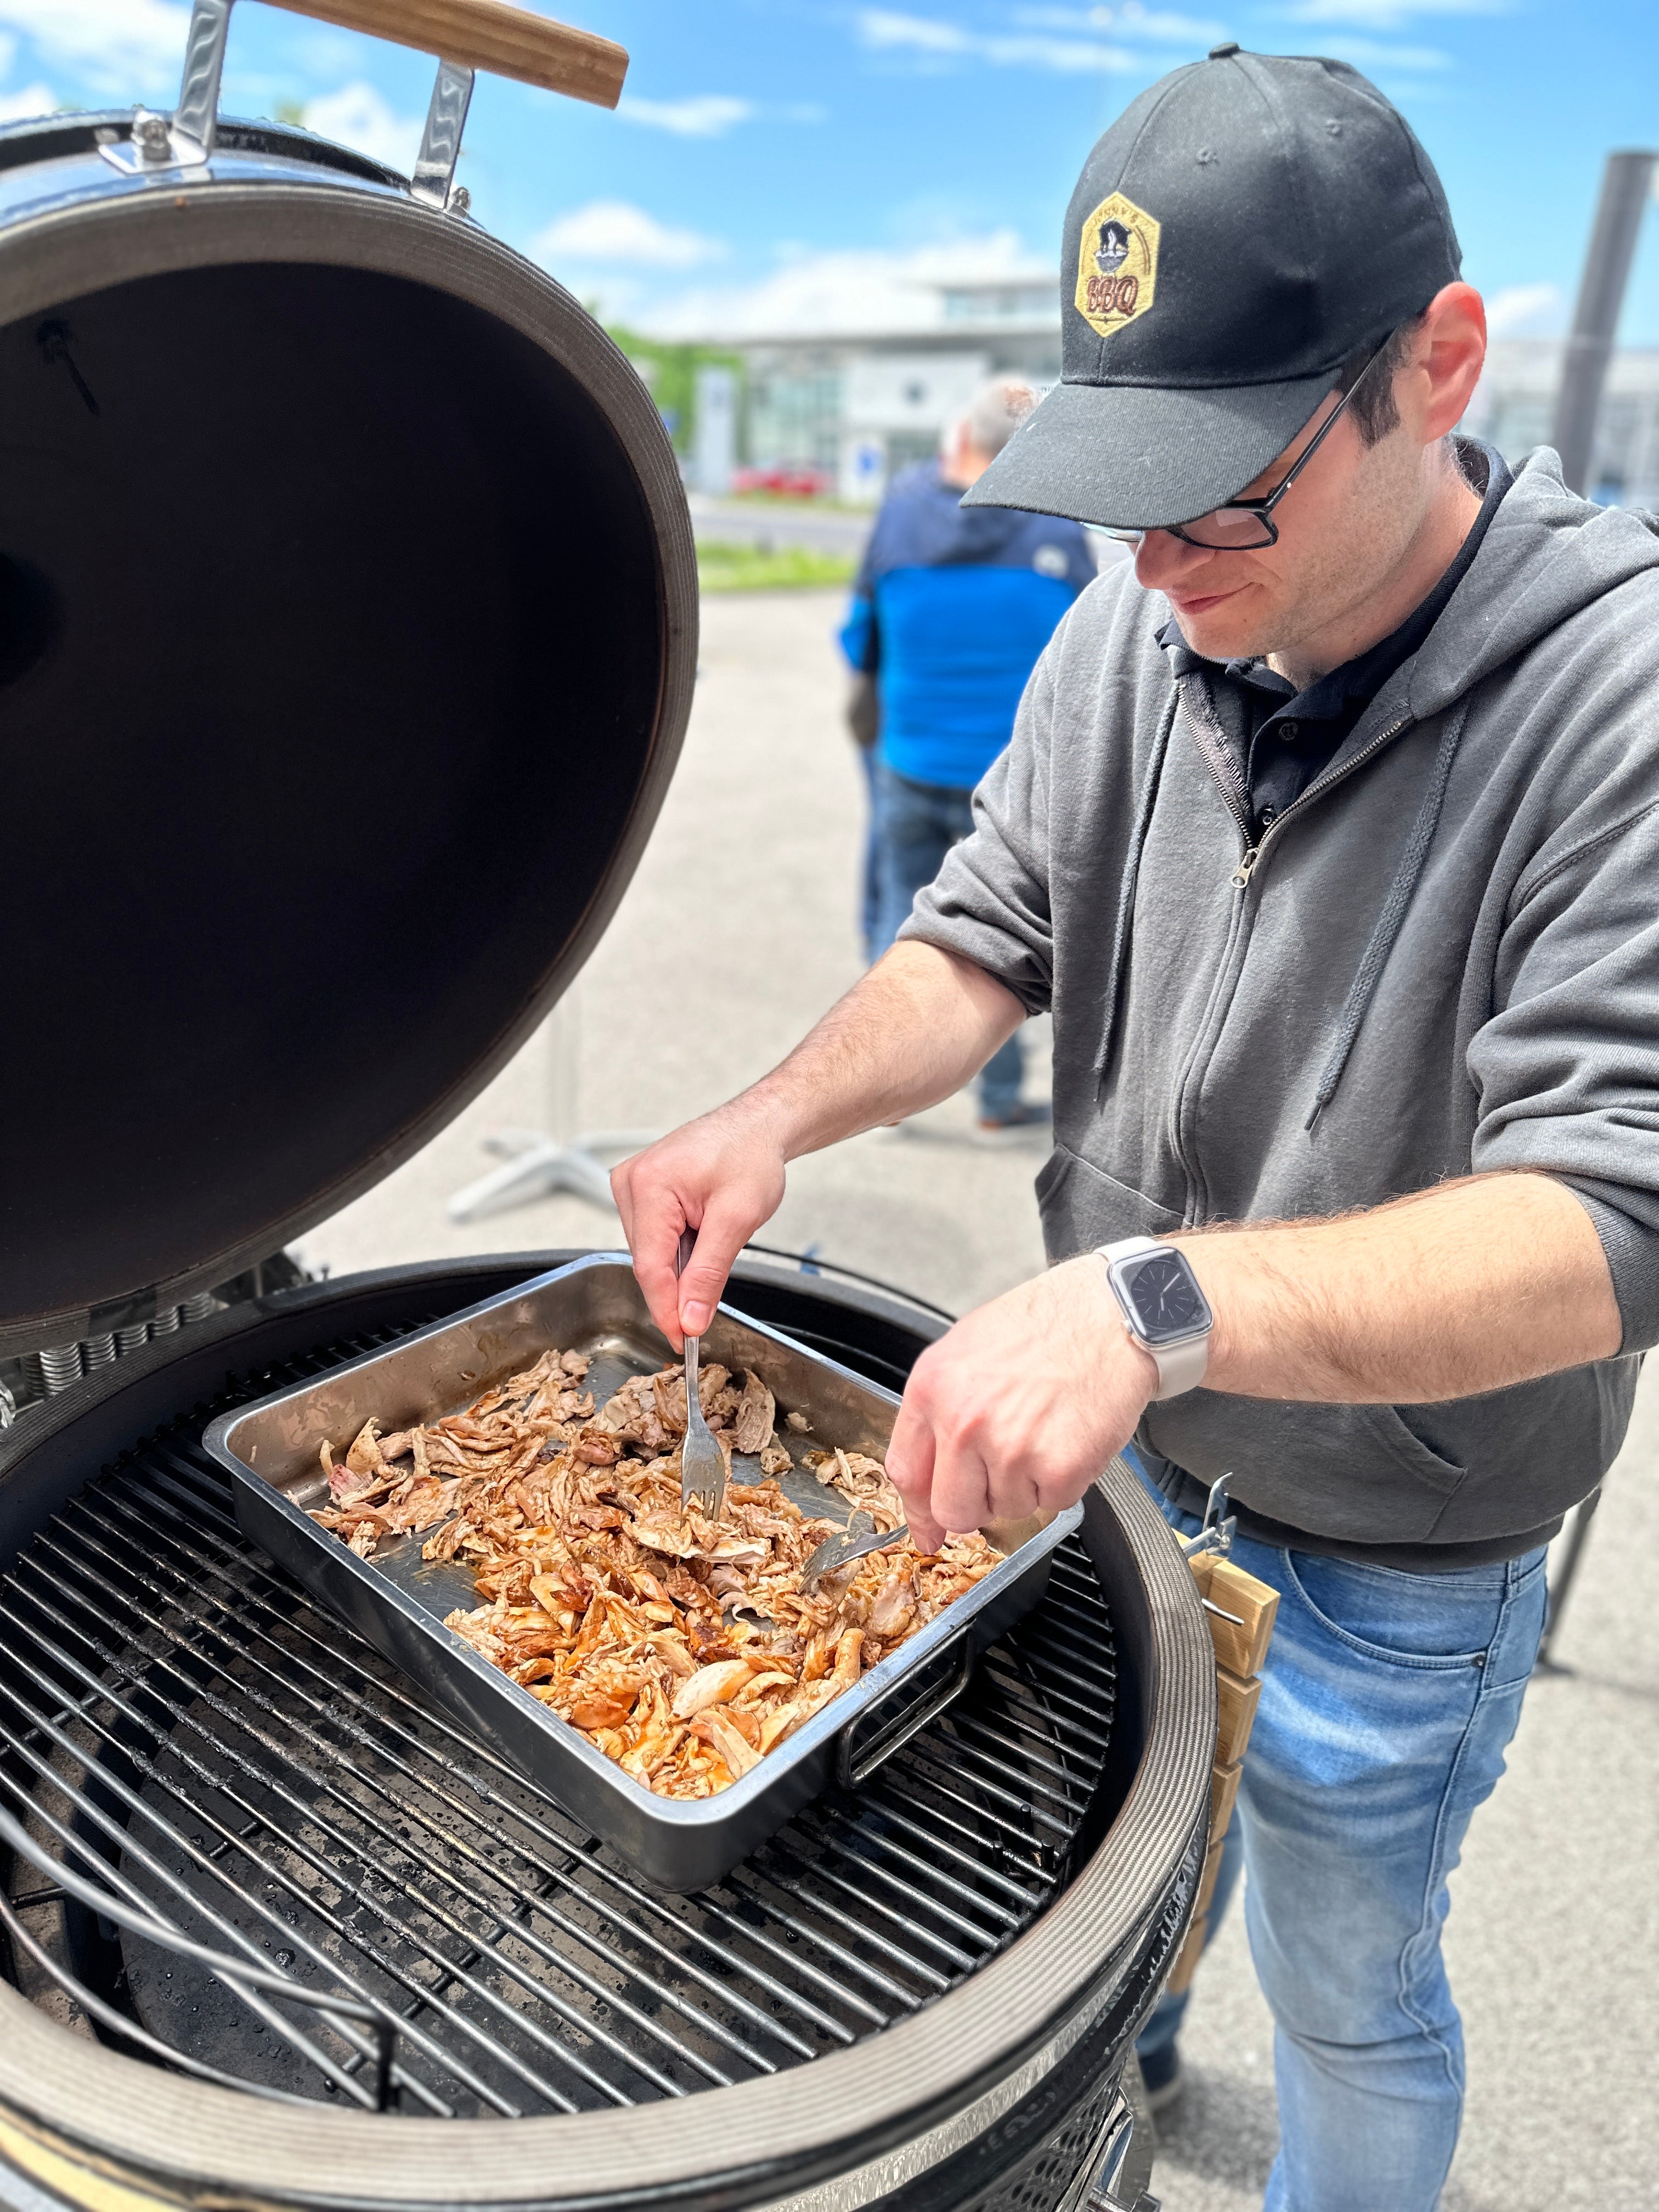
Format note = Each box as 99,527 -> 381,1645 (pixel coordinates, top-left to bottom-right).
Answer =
1096,1236 -> 1213,1400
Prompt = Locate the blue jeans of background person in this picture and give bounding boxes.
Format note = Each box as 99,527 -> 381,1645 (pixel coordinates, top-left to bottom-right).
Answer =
870,760 -> 1023,1119
1133,1465 -> 1547,2212
857,744 -> 881,962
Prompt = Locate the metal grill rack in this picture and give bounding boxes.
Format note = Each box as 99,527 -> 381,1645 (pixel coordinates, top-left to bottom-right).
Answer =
0,1325 -> 1117,2117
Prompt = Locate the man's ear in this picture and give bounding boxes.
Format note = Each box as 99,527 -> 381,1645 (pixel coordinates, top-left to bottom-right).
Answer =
1410,283 -> 1487,444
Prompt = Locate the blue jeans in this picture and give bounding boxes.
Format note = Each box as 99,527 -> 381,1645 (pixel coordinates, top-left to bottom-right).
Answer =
1136,1471 -> 1547,2212
870,760 -> 1023,1118
857,744 -> 881,963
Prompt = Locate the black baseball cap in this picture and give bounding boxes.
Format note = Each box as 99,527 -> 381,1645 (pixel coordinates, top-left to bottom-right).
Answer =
965,48 -> 1461,529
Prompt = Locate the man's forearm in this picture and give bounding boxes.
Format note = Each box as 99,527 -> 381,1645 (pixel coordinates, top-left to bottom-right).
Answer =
741,940 -> 1024,1158
1175,1171 -> 1623,1403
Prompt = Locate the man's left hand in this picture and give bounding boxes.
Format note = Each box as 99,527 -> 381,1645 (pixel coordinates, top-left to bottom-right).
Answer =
884,1256 -> 1158,1553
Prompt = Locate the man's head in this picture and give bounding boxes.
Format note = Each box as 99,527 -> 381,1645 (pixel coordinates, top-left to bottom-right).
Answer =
966,48 -> 1476,588
941,379 -> 1038,488
1131,284 -> 1487,665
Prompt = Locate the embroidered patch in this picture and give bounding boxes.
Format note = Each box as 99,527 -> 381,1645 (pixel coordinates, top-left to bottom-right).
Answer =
1074,191 -> 1160,338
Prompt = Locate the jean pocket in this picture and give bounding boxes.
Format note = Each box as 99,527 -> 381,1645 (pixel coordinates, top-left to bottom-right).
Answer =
1282,1551 -> 1500,1671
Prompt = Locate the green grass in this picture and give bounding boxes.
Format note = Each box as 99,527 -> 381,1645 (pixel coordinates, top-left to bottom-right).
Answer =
697,539 -> 857,594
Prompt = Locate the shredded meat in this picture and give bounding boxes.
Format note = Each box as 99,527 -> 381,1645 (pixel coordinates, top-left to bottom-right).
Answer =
309,1346 -> 997,1798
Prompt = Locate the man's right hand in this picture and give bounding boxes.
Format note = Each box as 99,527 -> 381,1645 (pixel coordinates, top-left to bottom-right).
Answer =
612,943 -> 1026,1348
611,1101 -> 789,1350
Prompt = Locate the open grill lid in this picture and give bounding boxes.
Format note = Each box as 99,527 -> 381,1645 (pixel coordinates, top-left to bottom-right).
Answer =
0,3 -> 698,1360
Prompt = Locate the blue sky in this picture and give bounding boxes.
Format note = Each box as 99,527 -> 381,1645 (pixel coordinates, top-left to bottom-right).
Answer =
2,0 -> 1657,341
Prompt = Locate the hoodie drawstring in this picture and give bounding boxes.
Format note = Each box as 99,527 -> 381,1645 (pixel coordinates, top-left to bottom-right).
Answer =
1305,701 -> 1471,1130
1097,686 -> 1179,1082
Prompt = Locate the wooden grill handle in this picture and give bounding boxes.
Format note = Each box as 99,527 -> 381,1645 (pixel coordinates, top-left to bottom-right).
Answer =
266,0 -> 628,108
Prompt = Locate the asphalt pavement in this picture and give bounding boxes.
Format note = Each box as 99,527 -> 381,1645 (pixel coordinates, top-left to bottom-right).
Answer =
307,587 -> 1657,2212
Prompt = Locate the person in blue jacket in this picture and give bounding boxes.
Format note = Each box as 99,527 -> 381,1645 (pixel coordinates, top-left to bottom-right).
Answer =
840,379 -> 1094,1130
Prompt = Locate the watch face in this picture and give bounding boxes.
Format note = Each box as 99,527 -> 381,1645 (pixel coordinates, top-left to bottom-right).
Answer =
1116,1249 -> 1212,1345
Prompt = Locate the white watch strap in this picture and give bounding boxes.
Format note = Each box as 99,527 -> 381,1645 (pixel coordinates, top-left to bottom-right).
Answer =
1097,1236 -> 1211,1401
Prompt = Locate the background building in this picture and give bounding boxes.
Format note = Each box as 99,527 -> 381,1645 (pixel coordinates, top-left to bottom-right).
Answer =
694,272 -> 1060,503
659,298 -> 1659,515
1468,340 -> 1659,508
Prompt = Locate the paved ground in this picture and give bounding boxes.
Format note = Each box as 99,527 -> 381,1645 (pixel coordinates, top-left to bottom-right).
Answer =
307,589 -> 1657,2212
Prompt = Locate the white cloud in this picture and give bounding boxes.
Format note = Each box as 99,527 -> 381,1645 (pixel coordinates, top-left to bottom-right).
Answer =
533,199 -> 726,269
1017,3 -> 1231,38
617,92 -> 755,137
1485,283 -> 1566,338
0,77 -> 52,119
1275,0 -> 1503,23
301,81 -> 426,173
0,0 -> 189,90
1302,33 -> 1452,65
639,228 -> 1050,342
857,9 -> 1136,71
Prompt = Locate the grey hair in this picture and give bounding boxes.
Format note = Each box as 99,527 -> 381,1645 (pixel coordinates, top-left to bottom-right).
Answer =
957,377 -> 1039,459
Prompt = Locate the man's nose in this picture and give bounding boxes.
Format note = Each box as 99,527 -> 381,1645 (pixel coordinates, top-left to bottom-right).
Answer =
1133,529 -> 1207,591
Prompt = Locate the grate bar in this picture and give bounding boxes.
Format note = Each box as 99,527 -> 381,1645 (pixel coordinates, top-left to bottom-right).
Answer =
855,1785 -> 1051,1909
899,1739 -> 1074,1845
985,1652 -> 1116,1736
794,1811 -> 1009,1951
811,1804 -> 1025,1934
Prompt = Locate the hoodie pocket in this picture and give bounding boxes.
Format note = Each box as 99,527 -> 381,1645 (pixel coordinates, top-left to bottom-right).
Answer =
1359,1404 -> 1467,1502
1146,1393 -> 1471,1545
1035,1144 -> 1183,1262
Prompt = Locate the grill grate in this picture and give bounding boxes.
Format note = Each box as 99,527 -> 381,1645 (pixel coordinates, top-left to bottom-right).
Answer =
0,1324 -> 1116,2118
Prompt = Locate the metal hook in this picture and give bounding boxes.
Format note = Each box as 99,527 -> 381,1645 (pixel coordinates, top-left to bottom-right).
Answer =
1180,1472 -> 1237,1562
411,58 -> 476,212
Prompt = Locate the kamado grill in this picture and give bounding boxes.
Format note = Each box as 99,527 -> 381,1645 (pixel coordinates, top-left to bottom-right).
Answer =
0,5 -> 1215,2207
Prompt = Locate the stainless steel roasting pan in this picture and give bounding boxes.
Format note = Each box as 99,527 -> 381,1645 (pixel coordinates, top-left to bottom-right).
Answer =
205,1254 -> 1082,1890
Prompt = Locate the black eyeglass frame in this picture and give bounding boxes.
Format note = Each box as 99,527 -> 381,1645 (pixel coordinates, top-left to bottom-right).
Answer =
1103,334 -> 1396,550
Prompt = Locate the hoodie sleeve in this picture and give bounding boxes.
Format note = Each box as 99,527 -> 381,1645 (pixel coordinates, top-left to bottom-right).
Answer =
1467,796 -> 1659,1352
895,642 -> 1057,1014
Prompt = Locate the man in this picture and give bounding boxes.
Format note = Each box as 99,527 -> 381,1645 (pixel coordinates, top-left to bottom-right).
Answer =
614,48 -> 1659,2212
840,378 -> 1093,1130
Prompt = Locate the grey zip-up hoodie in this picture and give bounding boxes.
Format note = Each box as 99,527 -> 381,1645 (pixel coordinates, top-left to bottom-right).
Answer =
901,448 -> 1659,1562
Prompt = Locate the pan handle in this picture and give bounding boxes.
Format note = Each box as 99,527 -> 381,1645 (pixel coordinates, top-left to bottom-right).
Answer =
836,1633 -> 975,1791
266,0 -> 628,107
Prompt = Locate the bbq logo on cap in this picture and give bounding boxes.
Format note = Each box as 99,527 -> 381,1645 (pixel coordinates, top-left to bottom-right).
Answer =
1074,192 -> 1159,337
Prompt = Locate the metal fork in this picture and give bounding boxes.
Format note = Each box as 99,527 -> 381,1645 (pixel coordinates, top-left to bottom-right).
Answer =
676,1227 -> 726,1519
799,1508 -> 1054,1593
799,1512 -> 904,1592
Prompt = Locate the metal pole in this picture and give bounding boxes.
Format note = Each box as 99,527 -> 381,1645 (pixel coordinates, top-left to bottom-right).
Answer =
1549,150 -> 1656,494
1536,1483 -> 1602,1671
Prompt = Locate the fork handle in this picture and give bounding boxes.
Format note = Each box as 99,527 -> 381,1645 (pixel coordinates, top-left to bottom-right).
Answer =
684,1329 -> 701,1415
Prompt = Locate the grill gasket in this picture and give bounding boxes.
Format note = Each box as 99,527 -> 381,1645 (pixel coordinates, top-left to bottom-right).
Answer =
0,1323 -> 1117,2119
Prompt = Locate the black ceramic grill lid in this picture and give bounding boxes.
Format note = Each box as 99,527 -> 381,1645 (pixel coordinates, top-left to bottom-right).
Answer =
0,7 -> 698,1361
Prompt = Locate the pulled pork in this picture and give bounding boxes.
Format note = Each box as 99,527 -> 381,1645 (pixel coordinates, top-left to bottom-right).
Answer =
310,1347 -> 996,1798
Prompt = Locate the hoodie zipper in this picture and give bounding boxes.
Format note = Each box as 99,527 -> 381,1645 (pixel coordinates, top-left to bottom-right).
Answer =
1169,691 -> 1417,1219
1224,715 -> 1415,891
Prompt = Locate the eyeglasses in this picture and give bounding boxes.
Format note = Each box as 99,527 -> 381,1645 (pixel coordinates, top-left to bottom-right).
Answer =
1104,335 -> 1393,551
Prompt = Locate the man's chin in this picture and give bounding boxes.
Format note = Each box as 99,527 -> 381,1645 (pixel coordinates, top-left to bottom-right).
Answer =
1167,586 -> 1272,662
